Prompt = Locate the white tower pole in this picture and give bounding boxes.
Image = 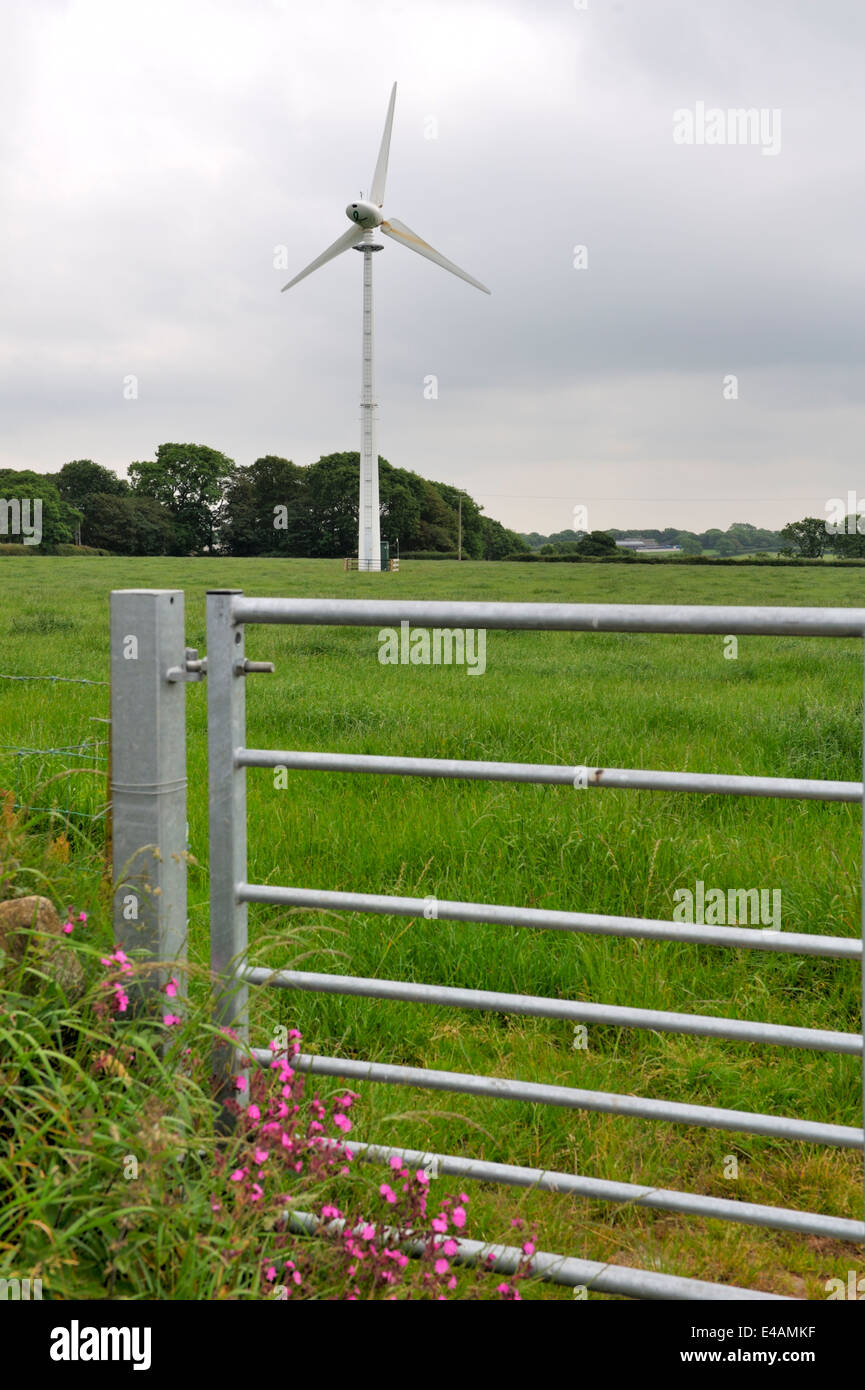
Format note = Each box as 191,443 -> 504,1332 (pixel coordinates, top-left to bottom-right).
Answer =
357,231 -> 382,570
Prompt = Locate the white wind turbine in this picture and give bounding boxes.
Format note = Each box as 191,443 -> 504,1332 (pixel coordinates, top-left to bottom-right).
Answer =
281,82 -> 490,571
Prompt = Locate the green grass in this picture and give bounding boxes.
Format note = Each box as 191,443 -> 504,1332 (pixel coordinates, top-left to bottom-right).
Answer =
1,556 -> 862,1298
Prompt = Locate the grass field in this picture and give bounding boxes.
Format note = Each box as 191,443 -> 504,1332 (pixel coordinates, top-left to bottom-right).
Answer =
1,556 -> 863,1299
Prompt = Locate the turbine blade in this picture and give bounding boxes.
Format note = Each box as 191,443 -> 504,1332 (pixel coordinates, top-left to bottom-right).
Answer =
280,225 -> 365,292
380,217 -> 491,294
369,82 -> 397,207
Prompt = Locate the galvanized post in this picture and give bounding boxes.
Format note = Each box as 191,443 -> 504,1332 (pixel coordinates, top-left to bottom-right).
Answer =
110,590 -> 188,1001
207,590 -> 249,1117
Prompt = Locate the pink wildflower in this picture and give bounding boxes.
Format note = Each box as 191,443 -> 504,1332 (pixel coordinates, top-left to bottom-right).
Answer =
452,1206 -> 467,1229
163,1013 -> 181,1027
379,1184 -> 397,1205
165,976 -> 179,998
333,1113 -> 351,1133
435,1258 -> 449,1275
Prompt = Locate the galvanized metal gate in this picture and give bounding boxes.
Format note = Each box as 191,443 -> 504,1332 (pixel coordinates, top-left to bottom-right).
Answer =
112,588 -> 865,1299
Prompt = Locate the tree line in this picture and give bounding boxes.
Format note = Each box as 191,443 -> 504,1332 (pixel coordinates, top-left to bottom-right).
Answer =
521,519 -> 865,558
0,448 -> 528,558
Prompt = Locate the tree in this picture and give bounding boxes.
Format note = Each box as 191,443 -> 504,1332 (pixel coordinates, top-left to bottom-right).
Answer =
576,530 -> 617,557
779,517 -> 827,559
221,456 -> 305,556
83,494 -> 181,555
0,469 -> 77,547
828,518 -> 865,558
480,516 -> 529,558
56,460 -> 128,511
129,443 -> 235,553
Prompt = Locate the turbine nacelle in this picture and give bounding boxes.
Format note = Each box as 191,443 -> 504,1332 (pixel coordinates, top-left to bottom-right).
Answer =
346,199 -> 383,229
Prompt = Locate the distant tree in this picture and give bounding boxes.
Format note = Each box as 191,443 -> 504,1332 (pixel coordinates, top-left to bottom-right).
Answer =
304,453 -> 360,556
480,516 -> 529,558
129,443 -> 235,553
221,455 -> 305,555
677,533 -> 702,554
83,494 -> 181,554
828,518 -> 865,558
56,460 -> 128,511
779,517 -> 827,558
575,530 -> 617,557
0,469 -> 77,547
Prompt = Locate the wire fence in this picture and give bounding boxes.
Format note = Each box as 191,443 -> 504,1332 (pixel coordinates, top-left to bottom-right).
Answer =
0,674 -> 109,822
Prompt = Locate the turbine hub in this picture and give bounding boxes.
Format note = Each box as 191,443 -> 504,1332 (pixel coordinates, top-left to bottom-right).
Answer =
346,199 -> 383,229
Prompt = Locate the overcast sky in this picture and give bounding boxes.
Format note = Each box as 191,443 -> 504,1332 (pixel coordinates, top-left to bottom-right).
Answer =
1,0 -> 863,536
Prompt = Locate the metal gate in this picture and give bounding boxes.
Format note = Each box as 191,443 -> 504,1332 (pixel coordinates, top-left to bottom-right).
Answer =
111,588 -> 865,1299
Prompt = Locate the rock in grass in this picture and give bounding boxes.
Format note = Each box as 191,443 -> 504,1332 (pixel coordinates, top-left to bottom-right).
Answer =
0,894 -> 86,998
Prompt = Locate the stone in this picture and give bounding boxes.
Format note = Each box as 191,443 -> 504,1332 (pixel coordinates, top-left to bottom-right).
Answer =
0,894 -> 86,998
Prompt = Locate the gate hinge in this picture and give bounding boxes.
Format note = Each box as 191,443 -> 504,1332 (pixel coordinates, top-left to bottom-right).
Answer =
166,648 -> 208,683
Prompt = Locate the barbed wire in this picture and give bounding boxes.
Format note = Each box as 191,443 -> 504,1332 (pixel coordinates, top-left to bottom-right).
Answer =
0,735 -> 108,821
0,673 -> 108,686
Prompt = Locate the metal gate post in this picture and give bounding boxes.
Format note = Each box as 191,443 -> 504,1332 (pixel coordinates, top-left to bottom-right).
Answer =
207,590 -> 249,1114
110,590 -> 188,1000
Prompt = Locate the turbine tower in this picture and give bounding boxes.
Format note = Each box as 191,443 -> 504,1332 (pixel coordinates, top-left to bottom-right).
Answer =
281,82 -> 490,571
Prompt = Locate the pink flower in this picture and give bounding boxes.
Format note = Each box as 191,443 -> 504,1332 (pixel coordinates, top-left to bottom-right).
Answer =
333,1113 -> 351,1133
389,1155 -> 403,1170
165,976 -> 179,998
230,1168 -> 247,1182
432,1214 -> 448,1233
361,1224 -> 375,1240
379,1184 -> 397,1205
113,986 -> 129,1013
248,1104 -> 261,1123
265,1266 -> 276,1282
416,1169 -> 429,1186
78,911 -> 87,922
442,1239 -> 458,1256
253,1148 -> 268,1165
250,1183 -> 263,1202
452,1206 -> 467,1229
163,1013 -> 182,1027
235,1075 -> 247,1092
522,1240 -> 535,1257
62,922 -> 73,935
210,1200 -> 221,1213
434,1258 -> 449,1275
321,1205 -> 341,1220
447,1276 -> 457,1290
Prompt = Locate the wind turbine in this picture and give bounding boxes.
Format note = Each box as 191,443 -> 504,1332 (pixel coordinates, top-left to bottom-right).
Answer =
281,82 -> 490,572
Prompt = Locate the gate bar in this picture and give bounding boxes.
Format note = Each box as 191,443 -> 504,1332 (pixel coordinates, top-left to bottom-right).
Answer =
286,1209 -> 790,1300
344,1142 -> 865,1243
242,965 -> 862,1054
231,596 -> 865,636
238,748 -> 862,803
250,1049 -> 864,1147
239,882 -> 861,959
